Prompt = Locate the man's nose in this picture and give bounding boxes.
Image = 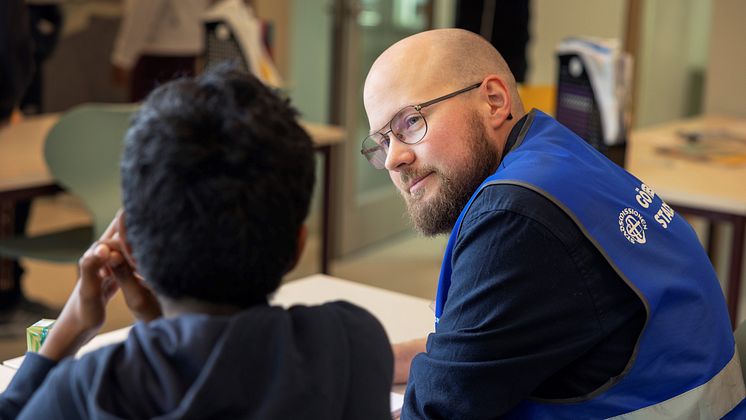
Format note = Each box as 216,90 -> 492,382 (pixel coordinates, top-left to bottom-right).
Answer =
384,137 -> 415,171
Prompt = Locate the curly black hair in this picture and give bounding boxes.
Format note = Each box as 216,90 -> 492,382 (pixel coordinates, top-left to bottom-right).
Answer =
121,65 -> 315,307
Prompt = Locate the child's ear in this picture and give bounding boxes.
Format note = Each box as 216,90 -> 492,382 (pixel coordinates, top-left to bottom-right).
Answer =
117,211 -> 136,267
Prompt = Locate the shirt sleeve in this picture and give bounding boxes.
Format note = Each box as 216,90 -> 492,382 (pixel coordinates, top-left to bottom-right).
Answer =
402,202 -> 607,418
0,352 -> 57,419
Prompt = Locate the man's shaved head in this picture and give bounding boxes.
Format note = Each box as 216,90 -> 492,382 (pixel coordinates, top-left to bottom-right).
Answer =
364,28 -> 523,122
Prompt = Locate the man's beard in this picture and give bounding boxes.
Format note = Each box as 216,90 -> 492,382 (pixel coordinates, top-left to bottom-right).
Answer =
401,123 -> 499,236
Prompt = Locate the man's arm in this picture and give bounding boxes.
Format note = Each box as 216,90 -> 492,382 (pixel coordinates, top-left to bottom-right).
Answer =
392,338 -> 427,384
402,191 -> 608,418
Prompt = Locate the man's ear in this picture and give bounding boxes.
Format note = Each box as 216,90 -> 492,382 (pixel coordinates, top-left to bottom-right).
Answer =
286,224 -> 308,274
482,75 -> 513,126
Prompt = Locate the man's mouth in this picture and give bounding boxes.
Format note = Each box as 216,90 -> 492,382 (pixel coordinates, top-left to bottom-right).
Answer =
407,172 -> 434,194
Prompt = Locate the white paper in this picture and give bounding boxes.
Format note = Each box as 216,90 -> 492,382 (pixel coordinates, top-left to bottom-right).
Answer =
390,392 -> 404,417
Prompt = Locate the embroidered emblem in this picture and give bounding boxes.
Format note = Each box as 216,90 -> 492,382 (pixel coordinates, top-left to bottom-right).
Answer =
619,208 -> 648,244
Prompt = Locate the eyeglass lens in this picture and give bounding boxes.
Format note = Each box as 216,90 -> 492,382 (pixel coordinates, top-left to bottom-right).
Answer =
361,106 -> 427,169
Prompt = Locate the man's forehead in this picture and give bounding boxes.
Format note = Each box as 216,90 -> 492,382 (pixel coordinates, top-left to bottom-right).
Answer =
365,42 -> 439,96
365,92 -> 414,134
364,70 -> 433,132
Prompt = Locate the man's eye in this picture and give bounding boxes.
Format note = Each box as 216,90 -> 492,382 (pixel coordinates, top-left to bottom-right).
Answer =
404,114 -> 422,128
379,133 -> 391,148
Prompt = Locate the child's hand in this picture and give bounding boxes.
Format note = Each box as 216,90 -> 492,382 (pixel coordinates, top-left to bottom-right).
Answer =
99,233 -> 162,323
39,214 -> 125,361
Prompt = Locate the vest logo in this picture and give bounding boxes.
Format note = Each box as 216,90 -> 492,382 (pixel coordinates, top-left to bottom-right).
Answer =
619,208 -> 648,244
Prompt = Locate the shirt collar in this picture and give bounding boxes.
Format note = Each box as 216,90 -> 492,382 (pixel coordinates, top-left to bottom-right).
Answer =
500,112 -> 530,162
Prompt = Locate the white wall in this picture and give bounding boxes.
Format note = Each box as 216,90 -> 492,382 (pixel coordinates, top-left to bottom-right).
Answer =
527,0 -> 626,85
287,0 -> 332,123
634,0 -> 712,128
433,0 -> 456,28
703,0 -> 746,117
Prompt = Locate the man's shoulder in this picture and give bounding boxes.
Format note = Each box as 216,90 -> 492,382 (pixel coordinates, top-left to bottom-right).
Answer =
464,183 -> 576,236
469,182 -> 552,210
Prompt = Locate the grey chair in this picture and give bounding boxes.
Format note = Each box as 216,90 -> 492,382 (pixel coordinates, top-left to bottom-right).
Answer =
0,103 -> 136,262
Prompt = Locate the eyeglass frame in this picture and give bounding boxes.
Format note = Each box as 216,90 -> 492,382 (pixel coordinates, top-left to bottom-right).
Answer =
360,82 -> 483,169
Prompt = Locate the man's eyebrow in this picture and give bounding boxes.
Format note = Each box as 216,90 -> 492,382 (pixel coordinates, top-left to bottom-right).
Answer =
369,105 -> 401,136
369,96 -> 417,136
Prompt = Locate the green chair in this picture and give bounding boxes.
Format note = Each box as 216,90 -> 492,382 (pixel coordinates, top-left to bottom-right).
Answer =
0,103 -> 137,262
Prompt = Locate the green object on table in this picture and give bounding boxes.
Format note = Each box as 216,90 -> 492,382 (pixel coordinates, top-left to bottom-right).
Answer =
26,318 -> 56,352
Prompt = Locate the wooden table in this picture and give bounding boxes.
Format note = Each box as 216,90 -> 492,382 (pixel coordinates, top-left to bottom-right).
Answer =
625,115 -> 746,326
1,274 -> 434,413
0,113 -> 344,278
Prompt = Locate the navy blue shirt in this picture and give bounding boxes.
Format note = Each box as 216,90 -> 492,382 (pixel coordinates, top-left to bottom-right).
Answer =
403,119 -> 646,418
0,302 -> 393,419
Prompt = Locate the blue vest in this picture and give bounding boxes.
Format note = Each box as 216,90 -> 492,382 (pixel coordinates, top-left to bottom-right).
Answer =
434,110 -> 744,418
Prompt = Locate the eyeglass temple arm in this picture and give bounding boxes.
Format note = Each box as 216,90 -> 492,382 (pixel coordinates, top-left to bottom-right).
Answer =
361,145 -> 383,155
414,82 -> 483,111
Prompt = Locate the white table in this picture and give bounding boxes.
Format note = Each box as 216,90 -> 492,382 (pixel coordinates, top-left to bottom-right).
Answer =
272,275 -> 434,343
1,274 -> 434,413
626,115 -> 746,326
0,365 -> 15,394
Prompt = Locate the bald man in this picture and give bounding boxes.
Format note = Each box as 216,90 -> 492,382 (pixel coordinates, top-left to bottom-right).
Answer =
361,29 -> 744,418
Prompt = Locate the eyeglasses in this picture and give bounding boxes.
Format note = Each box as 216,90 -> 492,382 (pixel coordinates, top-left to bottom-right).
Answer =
360,82 -> 482,169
